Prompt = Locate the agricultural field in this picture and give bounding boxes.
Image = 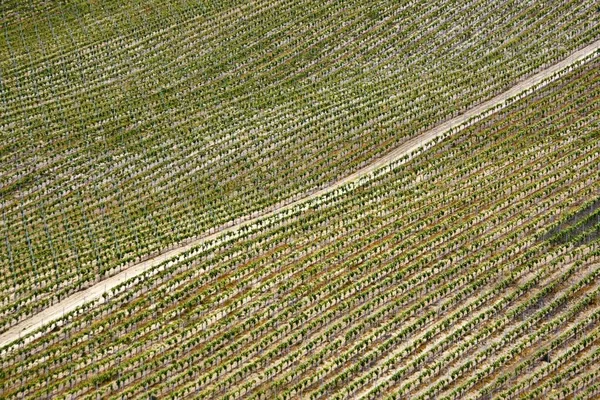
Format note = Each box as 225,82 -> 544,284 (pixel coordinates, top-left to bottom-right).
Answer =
1,0 -> 600,332
2,0 -> 600,399
1,48 -> 600,399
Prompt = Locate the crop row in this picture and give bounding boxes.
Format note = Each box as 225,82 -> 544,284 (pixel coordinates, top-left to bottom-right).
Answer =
1,58 -> 599,398
2,0 -> 599,331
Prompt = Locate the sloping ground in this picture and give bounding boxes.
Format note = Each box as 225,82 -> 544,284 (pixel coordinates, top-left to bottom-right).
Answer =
1,37 -> 598,352
1,56 -> 599,399
1,0 -> 600,332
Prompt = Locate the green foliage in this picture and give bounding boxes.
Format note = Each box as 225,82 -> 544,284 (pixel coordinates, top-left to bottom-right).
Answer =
1,1 -> 600,399
1,0 -> 599,332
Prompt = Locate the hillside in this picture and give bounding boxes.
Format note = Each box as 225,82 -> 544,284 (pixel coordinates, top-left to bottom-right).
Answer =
2,53 -> 600,399
1,0 -> 600,399
2,0 -> 599,331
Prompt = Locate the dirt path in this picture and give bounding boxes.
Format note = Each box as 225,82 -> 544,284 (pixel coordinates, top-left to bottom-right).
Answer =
1,39 -> 599,351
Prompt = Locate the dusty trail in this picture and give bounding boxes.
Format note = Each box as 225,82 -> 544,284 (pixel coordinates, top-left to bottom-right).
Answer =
1,39 -> 599,351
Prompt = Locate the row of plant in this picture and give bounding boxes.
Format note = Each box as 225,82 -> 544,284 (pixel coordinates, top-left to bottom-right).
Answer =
2,0 -> 599,330
1,58 -> 600,398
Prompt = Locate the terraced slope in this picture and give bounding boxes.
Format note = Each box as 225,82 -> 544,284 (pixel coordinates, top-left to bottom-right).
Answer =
2,55 -> 599,399
1,0 -> 600,332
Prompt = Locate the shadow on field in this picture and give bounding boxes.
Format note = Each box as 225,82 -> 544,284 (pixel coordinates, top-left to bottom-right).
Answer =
540,198 -> 600,247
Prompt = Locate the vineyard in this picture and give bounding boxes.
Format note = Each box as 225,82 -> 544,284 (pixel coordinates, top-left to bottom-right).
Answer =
1,49 -> 599,398
2,0 -> 600,399
2,0 -> 600,331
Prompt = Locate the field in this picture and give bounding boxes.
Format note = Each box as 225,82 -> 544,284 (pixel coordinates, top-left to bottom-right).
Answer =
1,0 -> 600,399
2,0 -> 600,331
2,53 -> 600,398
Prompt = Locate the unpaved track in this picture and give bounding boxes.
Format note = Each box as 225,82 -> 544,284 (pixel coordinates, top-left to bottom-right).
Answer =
1,39 -> 599,350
